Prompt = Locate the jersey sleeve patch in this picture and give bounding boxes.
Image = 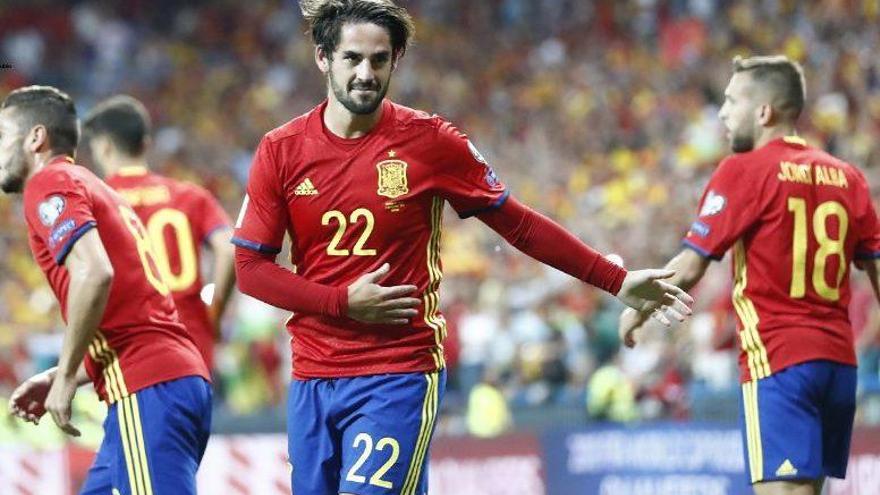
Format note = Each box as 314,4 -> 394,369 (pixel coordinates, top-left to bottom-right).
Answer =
54,221 -> 98,265
699,190 -> 726,217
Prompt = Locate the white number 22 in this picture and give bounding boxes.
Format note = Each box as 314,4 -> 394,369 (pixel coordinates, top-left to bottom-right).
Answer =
345,433 -> 400,489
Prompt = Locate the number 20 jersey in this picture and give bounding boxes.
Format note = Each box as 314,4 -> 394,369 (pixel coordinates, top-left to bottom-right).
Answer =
106,168 -> 231,370
233,100 -> 508,379
683,137 -> 880,382
22,157 -> 208,403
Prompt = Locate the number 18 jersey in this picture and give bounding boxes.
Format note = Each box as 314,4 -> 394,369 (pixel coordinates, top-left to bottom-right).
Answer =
683,137 -> 880,382
233,100 -> 508,379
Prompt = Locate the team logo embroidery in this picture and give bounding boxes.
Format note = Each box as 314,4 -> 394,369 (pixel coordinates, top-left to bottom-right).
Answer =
775,459 -> 798,477
294,178 -> 319,196
38,195 -> 66,226
48,219 -> 76,248
699,190 -> 726,217
376,159 -> 409,199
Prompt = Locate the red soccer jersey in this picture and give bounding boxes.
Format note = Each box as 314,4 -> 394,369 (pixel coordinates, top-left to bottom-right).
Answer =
683,137 -> 880,382
23,157 -> 208,403
234,100 -> 508,379
106,168 -> 231,370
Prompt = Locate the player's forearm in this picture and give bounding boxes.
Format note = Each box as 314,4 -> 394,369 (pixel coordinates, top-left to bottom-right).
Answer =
235,247 -> 347,317
478,196 -> 627,294
208,230 -> 237,332
58,267 -> 112,380
662,249 -> 710,294
43,363 -> 91,387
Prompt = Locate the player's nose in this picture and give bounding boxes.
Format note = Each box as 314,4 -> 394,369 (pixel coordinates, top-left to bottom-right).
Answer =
353,59 -> 375,83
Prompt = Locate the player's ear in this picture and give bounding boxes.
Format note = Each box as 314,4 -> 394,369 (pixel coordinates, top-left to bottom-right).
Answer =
315,46 -> 330,74
756,103 -> 773,127
25,124 -> 49,154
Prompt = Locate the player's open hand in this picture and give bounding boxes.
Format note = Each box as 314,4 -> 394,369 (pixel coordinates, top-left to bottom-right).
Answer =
43,374 -> 81,437
347,263 -> 420,325
616,269 -> 694,325
8,368 -> 55,426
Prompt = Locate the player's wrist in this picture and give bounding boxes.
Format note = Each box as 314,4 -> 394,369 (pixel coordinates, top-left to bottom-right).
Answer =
586,256 -> 627,295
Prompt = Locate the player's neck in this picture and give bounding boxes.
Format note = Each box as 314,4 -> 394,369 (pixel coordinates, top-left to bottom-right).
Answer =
105,156 -> 149,176
323,96 -> 384,139
755,125 -> 797,150
28,151 -> 73,179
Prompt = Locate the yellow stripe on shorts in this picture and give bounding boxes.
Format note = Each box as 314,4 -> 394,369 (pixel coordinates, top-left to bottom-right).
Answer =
401,372 -> 440,495
741,381 -> 764,483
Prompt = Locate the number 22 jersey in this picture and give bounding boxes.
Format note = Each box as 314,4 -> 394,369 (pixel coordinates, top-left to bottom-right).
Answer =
23,157 -> 208,403
234,100 -> 508,379
683,137 -> 880,382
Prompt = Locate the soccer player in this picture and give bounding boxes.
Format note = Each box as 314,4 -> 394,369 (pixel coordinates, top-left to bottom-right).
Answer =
83,95 -> 236,371
2,86 -> 211,494
619,56 -> 880,495
233,1 -> 693,494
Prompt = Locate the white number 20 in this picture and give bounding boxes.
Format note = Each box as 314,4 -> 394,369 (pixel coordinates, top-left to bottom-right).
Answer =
345,433 -> 400,489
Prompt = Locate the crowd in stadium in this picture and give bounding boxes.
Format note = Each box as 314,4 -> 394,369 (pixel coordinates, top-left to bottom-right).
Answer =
2,0 -> 880,438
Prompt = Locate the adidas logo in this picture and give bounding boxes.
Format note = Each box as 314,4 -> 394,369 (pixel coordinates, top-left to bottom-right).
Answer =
295,178 -> 318,196
775,459 -> 798,477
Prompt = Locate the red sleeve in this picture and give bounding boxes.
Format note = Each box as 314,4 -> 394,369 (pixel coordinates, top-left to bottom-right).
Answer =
854,172 -> 880,260
477,195 -> 627,294
234,247 -> 348,317
682,156 -> 766,260
194,186 -> 232,243
432,120 -> 509,218
23,169 -> 98,265
232,136 -> 289,254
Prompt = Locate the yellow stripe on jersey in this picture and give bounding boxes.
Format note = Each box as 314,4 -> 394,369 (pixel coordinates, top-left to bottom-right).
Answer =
401,372 -> 439,495
89,332 -> 129,403
741,381 -> 764,483
423,197 -> 447,370
732,241 -> 771,380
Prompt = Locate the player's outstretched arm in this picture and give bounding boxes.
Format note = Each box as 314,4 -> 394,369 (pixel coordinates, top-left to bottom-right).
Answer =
477,195 -> 694,311
44,229 -> 114,436
618,249 -> 709,348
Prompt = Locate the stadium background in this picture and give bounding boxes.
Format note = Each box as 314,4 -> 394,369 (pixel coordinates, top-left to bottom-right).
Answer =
1,1 -> 879,493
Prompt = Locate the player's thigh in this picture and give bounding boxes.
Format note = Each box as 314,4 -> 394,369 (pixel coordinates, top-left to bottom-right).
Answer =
752,478 -> 824,495
819,362 -> 856,478
338,370 -> 445,495
118,376 -> 213,495
79,405 -> 122,494
740,365 -> 823,485
287,378 -> 342,494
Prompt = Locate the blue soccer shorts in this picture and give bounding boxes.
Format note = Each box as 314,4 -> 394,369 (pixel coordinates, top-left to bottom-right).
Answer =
740,360 -> 856,484
287,369 -> 446,495
79,376 -> 212,495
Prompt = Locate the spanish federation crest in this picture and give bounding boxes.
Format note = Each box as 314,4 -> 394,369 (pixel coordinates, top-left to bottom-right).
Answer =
376,159 -> 409,199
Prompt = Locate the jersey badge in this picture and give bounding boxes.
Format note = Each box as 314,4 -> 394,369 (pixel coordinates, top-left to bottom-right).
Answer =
294,178 -> 319,196
699,190 -> 726,217
48,218 -> 76,248
376,159 -> 409,199
38,195 -> 66,226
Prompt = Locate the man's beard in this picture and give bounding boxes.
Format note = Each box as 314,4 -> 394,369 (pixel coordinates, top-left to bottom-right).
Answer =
330,71 -> 389,115
730,131 -> 755,153
0,142 -> 27,193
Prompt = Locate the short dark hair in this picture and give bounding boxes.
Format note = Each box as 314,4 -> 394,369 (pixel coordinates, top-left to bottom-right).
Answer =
1,85 -> 79,155
82,95 -> 151,157
300,0 -> 415,59
733,55 -> 806,122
